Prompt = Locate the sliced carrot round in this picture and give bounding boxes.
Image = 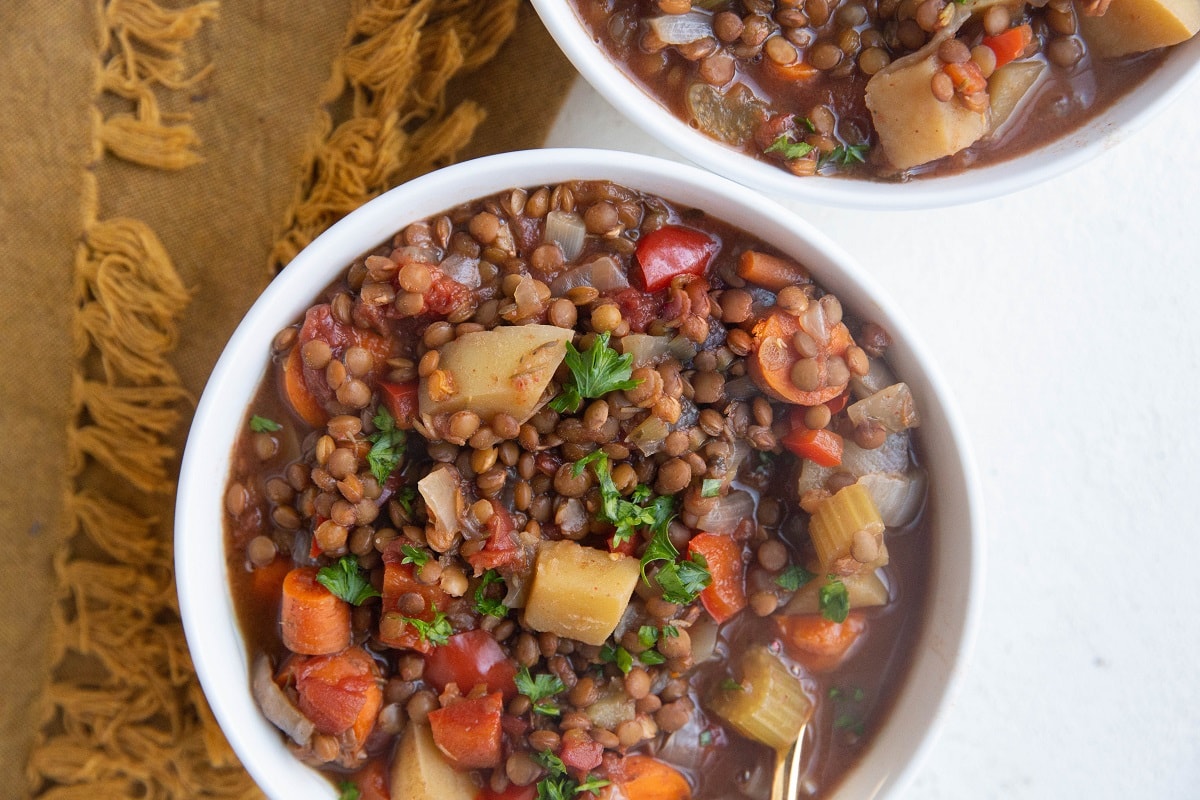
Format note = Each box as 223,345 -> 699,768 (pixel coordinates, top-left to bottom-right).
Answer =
748,309 -> 852,406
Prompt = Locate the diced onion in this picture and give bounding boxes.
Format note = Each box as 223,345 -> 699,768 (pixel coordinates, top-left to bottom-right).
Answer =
629,415 -> 670,455
667,334 -> 698,362
851,357 -> 897,399
549,256 -> 631,295
252,655 -> 314,747
418,465 -> 466,551
858,470 -> 927,527
848,382 -> 921,432
620,333 -> 672,367
544,210 -> 586,262
796,432 -> 913,495
695,489 -> 755,534
438,253 -> 481,288
646,11 -> 713,45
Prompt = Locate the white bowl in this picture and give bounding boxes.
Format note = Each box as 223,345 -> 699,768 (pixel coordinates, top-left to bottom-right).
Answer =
530,1 -> 1200,210
176,148 -> 984,799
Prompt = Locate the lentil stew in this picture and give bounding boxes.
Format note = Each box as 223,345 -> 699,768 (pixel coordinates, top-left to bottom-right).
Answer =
564,0 -> 1195,179
224,179 -> 932,799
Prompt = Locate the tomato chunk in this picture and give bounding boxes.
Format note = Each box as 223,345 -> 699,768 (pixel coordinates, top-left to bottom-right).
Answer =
378,379 -> 419,427
292,646 -> 382,746
634,225 -> 719,293
378,557 -> 453,654
424,629 -> 518,700
428,692 -> 504,770
688,533 -> 747,624
560,731 -> 604,772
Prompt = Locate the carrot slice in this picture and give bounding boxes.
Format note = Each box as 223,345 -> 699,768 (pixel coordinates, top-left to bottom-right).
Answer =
748,309 -> 852,406
280,567 -> 351,655
603,754 -> 692,800
293,645 -> 383,746
281,345 -> 329,428
688,533 -> 747,624
776,612 -> 867,673
736,250 -> 811,291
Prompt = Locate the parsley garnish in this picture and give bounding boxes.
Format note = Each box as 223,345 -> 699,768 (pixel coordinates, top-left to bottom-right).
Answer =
637,625 -> 660,649
639,525 -> 712,605
249,414 -> 282,433
833,713 -> 865,735
400,544 -> 429,568
474,569 -> 508,619
337,781 -> 361,800
599,643 -> 634,675
315,556 -> 381,605
639,649 -> 666,666
822,143 -> 870,168
700,478 -> 722,498
699,730 -> 714,747
820,576 -> 850,623
550,331 -> 641,413
574,451 -> 676,546
775,564 -> 815,592
516,666 -> 566,716
395,485 -> 417,517
367,406 -> 406,483
401,603 -> 452,646
720,678 -> 745,692
533,750 -> 610,799
662,625 -> 679,638
765,133 -> 815,161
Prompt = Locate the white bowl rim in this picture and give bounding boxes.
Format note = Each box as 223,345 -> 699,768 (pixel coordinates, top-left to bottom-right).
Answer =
176,147 -> 985,799
529,0 -> 1200,210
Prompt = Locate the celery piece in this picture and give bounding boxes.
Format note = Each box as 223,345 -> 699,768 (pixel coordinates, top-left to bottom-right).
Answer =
709,646 -> 813,751
808,483 -> 887,573
783,569 -> 890,616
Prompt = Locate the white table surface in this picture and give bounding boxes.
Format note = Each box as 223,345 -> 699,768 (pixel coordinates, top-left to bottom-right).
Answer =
547,78 -> 1200,799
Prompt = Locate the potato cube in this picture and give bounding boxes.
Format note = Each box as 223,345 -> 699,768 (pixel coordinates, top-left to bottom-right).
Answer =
523,540 -> 640,646
1079,0 -> 1200,57
865,50 -> 989,170
390,722 -> 477,800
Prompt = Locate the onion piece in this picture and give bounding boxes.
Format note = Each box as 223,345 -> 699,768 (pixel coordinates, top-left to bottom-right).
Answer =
695,489 -> 755,535
646,10 -> 713,45
438,253 -> 481,288
851,357 -> 897,399
418,465 -> 466,552
629,414 -> 670,455
858,470 -> 927,528
667,334 -> 698,363
544,210 -> 586,262
549,256 -> 631,295
252,655 -> 314,747
796,431 -> 913,495
620,333 -> 672,367
848,382 -> 921,432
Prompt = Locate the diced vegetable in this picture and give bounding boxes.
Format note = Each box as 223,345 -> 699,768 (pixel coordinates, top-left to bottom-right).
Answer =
585,685 -> 637,730
864,44 -> 989,170
981,23 -> 1033,68
857,470 -> 927,527
417,324 -> 574,425
686,82 -> 767,146
378,379 -> 419,427
846,382 -> 921,433
281,345 -> 328,427
279,567 -> 351,655
560,732 -> 605,772
347,759 -> 390,800
776,611 -> 867,673
619,333 -> 673,367
418,464 -> 466,552
544,210 -> 587,262
736,250 -> 811,292
523,540 -> 641,646
808,483 -> 887,573
423,629 -> 518,700
1079,0 -> 1200,57
748,309 -> 853,406
601,754 -> 693,800
687,617 -> 719,664
709,646 -> 813,751
987,61 -> 1046,134
427,691 -> 504,770
292,646 -> 383,747
550,256 -> 631,295
634,225 -> 719,293
783,569 -> 890,615
646,10 -> 713,45
389,720 -> 477,800
694,489 -> 755,536
379,559 -> 453,654
850,356 -> 896,399
251,655 -> 314,747
688,533 -> 747,624
781,427 -> 843,467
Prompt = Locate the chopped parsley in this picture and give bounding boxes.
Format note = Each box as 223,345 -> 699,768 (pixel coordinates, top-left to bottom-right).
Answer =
599,643 -> 634,675
399,544 -> 430,568
638,649 -> 666,666
700,478 -> 722,498
394,484 -> 418,517
473,569 -> 508,619
819,576 -> 850,623
401,604 -> 452,646
833,713 -> 865,736
662,625 -> 679,638
699,729 -> 713,747
639,524 -> 712,606
720,678 -> 745,692
516,665 -> 567,716
533,750 -> 610,799
775,564 -> 816,592
336,781 -> 361,800
367,405 -> 406,483
315,556 -> 381,606
249,414 -> 282,433
822,143 -> 870,168
637,625 -> 660,649
765,133 -> 815,161
574,451 -> 675,546
550,331 -> 641,413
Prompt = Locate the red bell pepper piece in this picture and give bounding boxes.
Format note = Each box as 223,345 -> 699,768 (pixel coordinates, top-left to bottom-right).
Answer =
428,692 -> 504,770
634,225 -> 719,293
781,427 -> 844,467
378,379 -> 419,426
982,24 -> 1033,69
688,533 -> 747,624
424,629 -> 518,700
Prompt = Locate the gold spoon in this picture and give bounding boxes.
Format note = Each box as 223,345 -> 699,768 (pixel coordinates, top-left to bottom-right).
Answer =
770,727 -> 807,800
